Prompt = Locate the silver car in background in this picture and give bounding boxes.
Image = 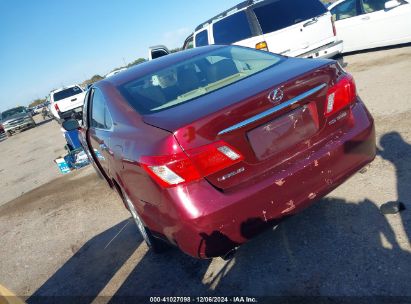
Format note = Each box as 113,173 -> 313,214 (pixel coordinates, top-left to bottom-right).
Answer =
1,106 -> 36,137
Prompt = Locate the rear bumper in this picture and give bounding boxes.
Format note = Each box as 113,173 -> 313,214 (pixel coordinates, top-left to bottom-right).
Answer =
299,40 -> 343,59
143,100 -> 375,258
58,107 -> 83,121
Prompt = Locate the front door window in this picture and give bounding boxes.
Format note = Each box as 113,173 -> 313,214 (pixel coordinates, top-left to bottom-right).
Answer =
331,0 -> 360,20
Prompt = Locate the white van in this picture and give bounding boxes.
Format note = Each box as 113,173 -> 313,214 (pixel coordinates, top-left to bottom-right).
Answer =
182,0 -> 343,59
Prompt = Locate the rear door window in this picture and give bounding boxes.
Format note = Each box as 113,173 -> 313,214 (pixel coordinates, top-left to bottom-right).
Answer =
213,11 -> 253,44
104,105 -> 113,129
331,0 -> 360,20
195,30 -> 209,47
253,0 -> 327,33
82,90 -> 91,127
90,89 -> 111,130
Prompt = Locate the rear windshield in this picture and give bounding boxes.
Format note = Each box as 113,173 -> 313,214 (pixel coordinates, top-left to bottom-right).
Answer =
53,86 -> 83,102
1,107 -> 27,120
213,11 -> 253,45
253,0 -> 327,34
119,46 -> 283,114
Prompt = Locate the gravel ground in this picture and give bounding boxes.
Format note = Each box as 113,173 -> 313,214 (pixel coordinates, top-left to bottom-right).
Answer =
0,45 -> 410,301
0,117 -> 66,206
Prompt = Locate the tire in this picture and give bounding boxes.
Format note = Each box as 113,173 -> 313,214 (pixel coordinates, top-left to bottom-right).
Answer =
123,193 -> 168,253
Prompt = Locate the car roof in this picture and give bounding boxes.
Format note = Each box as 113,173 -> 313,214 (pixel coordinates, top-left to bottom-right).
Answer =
51,85 -> 80,94
105,68 -> 127,78
3,106 -> 26,112
195,0 -> 258,32
195,0 -> 330,34
99,45 -> 226,88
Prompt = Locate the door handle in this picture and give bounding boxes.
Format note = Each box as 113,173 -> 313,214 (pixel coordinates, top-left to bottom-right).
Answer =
361,16 -> 370,20
303,18 -> 318,27
71,98 -> 77,102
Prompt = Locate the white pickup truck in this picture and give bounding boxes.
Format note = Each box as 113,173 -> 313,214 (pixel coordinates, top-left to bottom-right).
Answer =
49,85 -> 86,122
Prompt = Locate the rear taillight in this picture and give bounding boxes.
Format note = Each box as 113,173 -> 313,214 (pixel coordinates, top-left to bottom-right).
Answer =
255,41 -> 269,51
331,16 -> 337,36
54,103 -> 60,112
325,74 -> 357,117
141,141 -> 244,188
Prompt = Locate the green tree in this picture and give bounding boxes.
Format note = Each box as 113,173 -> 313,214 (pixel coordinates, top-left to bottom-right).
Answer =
29,98 -> 46,108
170,47 -> 181,54
126,58 -> 146,68
81,74 -> 104,87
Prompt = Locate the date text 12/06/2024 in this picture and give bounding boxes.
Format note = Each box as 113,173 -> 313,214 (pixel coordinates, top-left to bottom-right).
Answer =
149,296 -> 258,303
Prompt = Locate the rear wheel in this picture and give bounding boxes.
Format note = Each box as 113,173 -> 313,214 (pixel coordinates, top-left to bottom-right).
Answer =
123,193 -> 168,253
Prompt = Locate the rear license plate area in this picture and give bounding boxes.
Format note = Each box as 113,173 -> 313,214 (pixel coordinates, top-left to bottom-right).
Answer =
247,105 -> 319,160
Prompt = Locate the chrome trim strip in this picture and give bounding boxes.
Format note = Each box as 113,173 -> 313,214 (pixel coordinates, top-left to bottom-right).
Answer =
218,83 -> 327,136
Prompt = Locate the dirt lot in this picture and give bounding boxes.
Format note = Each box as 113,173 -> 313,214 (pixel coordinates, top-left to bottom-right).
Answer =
0,46 -> 410,301
0,117 -> 67,206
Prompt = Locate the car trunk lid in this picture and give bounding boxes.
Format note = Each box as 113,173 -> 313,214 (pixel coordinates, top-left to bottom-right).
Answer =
143,58 -> 340,190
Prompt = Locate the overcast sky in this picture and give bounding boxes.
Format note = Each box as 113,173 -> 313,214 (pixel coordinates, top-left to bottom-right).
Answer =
0,0 -> 239,112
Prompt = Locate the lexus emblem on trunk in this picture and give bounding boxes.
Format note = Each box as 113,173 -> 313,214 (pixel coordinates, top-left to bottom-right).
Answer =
268,88 -> 284,105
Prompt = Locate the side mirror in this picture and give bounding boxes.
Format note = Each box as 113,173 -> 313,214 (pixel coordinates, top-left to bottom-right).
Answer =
62,119 -> 80,131
385,0 -> 401,9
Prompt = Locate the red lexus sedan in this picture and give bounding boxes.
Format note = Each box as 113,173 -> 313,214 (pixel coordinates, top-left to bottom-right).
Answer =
64,45 -> 375,259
